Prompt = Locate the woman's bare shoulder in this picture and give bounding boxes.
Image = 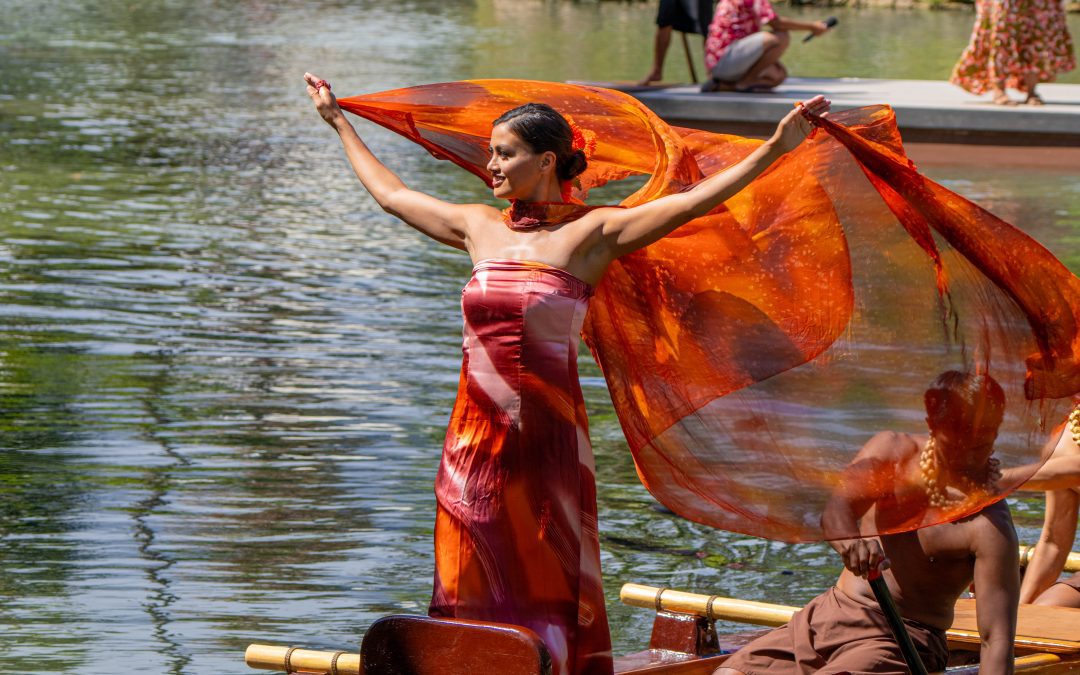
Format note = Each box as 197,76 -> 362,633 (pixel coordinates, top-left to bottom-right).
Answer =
462,203 -> 505,220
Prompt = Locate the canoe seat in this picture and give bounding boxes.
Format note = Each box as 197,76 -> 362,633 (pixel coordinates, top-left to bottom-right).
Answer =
948,600 -> 1080,654
360,615 -> 552,675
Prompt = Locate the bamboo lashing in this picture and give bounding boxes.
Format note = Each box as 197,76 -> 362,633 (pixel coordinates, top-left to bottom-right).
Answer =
245,644 -> 360,675
1019,545 -> 1080,572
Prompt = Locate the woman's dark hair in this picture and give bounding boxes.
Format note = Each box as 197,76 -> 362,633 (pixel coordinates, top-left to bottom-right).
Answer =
493,103 -> 588,182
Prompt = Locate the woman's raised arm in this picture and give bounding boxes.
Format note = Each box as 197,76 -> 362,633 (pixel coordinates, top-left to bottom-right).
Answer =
305,73 -> 478,251
596,95 -> 830,259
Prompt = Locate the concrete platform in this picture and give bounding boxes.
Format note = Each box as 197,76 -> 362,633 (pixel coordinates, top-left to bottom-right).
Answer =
575,77 -> 1080,147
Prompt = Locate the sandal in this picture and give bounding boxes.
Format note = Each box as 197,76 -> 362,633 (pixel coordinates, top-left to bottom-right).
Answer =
1025,93 -> 1045,106
991,91 -> 1017,106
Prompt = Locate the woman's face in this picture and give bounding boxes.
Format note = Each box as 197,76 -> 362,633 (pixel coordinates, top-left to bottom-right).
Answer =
486,123 -> 553,200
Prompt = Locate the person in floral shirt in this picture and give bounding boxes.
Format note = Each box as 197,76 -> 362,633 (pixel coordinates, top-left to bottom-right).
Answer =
950,0 -> 1075,105
702,0 -> 830,92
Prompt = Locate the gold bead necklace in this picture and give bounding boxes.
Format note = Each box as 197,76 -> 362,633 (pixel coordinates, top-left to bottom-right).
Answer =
1068,403 -> 1080,446
919,436 -> 994,509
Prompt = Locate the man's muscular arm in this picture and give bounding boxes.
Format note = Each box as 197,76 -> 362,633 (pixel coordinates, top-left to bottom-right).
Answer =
972,503 -> 1020,675
822,431 -> 907,575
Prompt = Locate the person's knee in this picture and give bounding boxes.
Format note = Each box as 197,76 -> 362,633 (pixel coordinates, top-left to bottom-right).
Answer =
713,668 -> 745,675
1035,585 -> 1080,608
764,30 -> 790,50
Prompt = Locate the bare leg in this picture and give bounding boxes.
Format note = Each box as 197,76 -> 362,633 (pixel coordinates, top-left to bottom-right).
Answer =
734,31 -> 790,91
639,26 -> 674,86
989,77 -> 1015,105
1022,72 -> 1044,105
1034,583 -> 1080,607
714,668 -> 748,675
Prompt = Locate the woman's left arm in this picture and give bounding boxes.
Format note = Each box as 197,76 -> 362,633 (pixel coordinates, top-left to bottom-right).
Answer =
597,96 -> 829,259
1020,487 -> 1079,603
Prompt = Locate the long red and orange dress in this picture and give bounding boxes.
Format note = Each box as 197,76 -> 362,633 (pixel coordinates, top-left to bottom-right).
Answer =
429,258 -> 611,674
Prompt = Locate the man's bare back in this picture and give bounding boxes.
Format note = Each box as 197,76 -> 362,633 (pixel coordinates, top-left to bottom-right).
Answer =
720,372 -> 1020,675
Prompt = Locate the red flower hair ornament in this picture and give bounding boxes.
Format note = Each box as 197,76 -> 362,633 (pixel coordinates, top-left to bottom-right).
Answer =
564,115 -> 597,160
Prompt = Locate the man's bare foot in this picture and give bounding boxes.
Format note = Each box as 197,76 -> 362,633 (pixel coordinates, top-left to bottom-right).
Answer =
637,70 -> 663,87
1025,93 -> 1045,106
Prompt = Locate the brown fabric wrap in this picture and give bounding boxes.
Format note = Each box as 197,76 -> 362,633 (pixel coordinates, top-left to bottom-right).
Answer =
722,587 -> 948,675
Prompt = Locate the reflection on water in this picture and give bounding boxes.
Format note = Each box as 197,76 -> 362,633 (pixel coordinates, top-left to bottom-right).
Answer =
0,0 -> 1077,670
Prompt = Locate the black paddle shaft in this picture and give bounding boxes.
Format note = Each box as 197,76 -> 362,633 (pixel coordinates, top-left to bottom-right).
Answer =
868,571 -> 930,675
802,16 -> 839,42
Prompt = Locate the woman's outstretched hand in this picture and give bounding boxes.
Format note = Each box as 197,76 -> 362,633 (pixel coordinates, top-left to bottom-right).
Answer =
305,72 -> 345,129
771,94 -> 831,153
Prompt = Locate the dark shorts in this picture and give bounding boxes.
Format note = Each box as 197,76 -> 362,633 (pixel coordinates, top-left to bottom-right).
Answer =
722,587 -> 949,675
1053,573 -> 1080,591
656,0 -> 714,36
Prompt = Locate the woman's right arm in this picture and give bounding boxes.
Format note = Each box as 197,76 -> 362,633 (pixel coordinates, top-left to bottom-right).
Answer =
592,95 -> 829,260
1020,487 -> 1079,603
305,73 -> 475,251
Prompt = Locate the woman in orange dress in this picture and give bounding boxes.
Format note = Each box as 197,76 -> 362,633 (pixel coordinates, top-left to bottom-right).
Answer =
304,72 -> 829,675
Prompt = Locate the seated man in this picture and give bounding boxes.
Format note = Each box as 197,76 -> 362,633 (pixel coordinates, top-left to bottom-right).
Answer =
1003,401 -> 1080,607
702,0 -> 829,92
716,371 -> 1019,675
638,0 -> 714,86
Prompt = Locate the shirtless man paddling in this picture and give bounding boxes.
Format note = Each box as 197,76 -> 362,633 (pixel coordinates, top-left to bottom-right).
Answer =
717,371 -> 1019,675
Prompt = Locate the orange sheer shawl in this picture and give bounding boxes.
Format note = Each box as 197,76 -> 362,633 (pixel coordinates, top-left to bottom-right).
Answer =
338,80 -> 1080,543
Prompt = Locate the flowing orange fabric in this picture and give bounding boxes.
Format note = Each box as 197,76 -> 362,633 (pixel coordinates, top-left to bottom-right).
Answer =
338,80 -> 1080,548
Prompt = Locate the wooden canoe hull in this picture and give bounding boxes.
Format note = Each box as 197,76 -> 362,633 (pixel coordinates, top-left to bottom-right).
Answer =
246,612 -> 1080,674
245,559 -> 1080,675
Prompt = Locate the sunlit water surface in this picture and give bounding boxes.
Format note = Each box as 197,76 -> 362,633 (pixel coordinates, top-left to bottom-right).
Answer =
1,1 -> 1078,672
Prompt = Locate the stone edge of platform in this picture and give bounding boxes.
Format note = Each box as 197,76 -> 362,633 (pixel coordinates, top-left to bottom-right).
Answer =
574,79 -> 1080,137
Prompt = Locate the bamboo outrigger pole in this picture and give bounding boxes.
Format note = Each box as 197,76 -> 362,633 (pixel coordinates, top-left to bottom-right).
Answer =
621,583 -> 798,625
245,644 -> 360,675
1019,544 -> 1080,572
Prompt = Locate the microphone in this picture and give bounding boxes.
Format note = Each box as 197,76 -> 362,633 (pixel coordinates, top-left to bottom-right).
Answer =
803,16 -> 838,42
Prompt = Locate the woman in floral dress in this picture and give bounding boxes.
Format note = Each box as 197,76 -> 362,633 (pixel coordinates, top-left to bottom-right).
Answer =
950,0 -> 1075,105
